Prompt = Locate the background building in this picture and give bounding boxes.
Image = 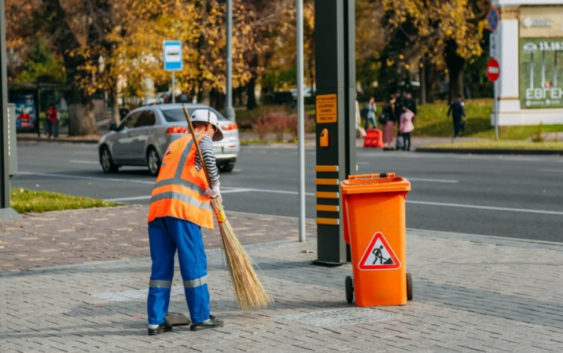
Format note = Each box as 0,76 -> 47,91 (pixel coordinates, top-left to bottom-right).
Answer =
493,0 -> 563,125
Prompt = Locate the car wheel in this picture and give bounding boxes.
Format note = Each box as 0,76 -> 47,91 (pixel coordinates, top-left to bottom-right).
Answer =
100,146 -> 119,173
218,159 -> 236,173
147,147 -> 161,176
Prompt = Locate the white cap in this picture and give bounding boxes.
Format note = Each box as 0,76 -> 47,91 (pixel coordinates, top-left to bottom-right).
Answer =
190,109 -> 224,141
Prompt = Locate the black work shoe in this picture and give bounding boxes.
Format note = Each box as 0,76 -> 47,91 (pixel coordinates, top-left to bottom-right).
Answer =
190,315 -> 223,331
147,321 -> 173,335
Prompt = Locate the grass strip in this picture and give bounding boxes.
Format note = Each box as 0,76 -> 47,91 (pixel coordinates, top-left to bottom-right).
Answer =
10,188 -> 120,213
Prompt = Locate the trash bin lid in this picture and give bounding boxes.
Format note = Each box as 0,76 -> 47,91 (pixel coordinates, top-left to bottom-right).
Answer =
340,173 -> 411,194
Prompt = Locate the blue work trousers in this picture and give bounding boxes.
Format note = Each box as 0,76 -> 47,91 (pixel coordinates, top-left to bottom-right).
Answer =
147,217 -> 210,325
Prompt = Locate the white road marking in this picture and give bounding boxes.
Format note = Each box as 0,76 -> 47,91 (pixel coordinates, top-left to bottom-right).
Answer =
361,152 -> 563,163
222,187 -> 316,196
539,168 -> 563,173
17,172 -> 561,216
17,171 -> 155,185
405,177 -> 458,183
104,187 -> 316,202
69,160 -> 98,164
406,200 -> 563,216
105,195 -> 151,202
221,188 -> 253,194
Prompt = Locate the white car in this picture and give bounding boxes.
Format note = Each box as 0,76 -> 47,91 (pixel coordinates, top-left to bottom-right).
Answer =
98,104 -> 239,176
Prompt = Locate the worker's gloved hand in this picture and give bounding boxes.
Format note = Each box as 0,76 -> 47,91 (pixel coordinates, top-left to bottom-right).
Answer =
206,182 -> 221,199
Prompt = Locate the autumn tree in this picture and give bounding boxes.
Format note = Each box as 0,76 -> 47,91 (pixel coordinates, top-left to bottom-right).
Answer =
36,0 -> 114,135
353,0 -> 490,100
108,0 -> 255,110
356,0 -> 387,98
4,0 -> 39,78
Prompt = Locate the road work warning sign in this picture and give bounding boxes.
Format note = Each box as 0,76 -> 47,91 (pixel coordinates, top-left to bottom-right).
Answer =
316,94 -> 337,123
358,232 -> 401,270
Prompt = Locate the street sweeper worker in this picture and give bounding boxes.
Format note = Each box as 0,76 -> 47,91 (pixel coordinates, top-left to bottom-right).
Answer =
146,109 -> 224,335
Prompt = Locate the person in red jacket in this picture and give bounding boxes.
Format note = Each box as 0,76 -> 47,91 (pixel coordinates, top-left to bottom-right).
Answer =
45,104 -> 59,138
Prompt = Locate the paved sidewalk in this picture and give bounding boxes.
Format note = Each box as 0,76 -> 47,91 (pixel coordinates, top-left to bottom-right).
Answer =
1,206 -> 562,352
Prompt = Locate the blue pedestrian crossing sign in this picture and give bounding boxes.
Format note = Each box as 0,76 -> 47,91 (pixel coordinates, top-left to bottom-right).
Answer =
487,7 -> 499,32
163,41 -> 183,71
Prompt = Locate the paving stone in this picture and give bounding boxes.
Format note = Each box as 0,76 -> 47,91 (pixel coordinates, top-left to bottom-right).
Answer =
1,206 -> 562,352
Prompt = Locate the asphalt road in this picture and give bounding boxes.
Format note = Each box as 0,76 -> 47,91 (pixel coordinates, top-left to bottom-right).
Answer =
11,141 -> 563,242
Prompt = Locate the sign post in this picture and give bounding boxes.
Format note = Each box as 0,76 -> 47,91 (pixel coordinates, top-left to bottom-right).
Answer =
489,31 -> 498,59
487,58 -> 501,140
487,8 -> 500,140
163,41 -> 183,103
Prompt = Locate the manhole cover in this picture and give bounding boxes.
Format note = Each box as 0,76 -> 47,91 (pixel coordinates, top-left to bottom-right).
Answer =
281,307 -> 397,328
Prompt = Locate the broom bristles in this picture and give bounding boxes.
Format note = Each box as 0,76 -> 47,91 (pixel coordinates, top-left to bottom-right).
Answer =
212,197 -> 272,310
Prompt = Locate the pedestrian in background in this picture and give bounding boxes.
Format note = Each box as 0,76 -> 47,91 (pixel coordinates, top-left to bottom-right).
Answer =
399,106 -> 415,151
381,96 -> 400,150
355,96 -> 366,138
146,109 -> 224,335
447,95 -> 466,142
403,92 -> 417,118
364,97 -> 377,130
45,104 -> 58,139
393,91 -> 403,111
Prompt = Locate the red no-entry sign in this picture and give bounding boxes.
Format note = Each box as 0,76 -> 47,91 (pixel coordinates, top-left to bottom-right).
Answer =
487,58 -> 500,82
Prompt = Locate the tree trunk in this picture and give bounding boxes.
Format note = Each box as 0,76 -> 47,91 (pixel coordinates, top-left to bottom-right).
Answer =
444,40 -> 466,101
448,66 -> 465,100
201,86 -> 211,105
43,0 -> 97,136
67,102 -> 96,135
246,77 -> 257,110
426,64 -> 438,103
420,60 -> 427,105
245,50 -> 258,110
110,84 -> 120,126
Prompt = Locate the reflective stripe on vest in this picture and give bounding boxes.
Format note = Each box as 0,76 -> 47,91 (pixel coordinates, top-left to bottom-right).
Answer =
147,135 -> 213,228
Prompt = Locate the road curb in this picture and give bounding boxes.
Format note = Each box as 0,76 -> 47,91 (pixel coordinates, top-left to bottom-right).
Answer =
416,147 -> 563,155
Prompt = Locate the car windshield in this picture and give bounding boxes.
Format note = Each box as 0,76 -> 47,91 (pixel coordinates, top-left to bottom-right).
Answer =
161,108 -> 188,122
161,107 -> 227,123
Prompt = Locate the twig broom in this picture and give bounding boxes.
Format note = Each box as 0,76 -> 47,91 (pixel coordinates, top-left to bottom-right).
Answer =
183,107 -> 271,310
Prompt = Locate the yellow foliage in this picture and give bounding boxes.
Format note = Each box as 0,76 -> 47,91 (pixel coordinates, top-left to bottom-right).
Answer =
376,0 -> 489,66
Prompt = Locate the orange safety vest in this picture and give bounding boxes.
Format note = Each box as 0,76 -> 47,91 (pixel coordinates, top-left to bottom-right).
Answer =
147,134 -> 214,229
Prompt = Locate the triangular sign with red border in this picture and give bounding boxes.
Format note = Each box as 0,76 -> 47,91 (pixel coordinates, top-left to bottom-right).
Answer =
358,232 -> 401,270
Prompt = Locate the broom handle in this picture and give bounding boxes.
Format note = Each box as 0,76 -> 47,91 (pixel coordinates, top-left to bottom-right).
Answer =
182,106 -> 213,186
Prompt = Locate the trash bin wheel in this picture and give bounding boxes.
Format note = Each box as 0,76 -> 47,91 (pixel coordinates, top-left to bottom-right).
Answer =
345,276 -> 354,304
406,272 -> 413,301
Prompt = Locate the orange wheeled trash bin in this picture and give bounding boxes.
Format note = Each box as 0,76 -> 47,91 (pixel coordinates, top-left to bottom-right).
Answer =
341,173 -> 412,306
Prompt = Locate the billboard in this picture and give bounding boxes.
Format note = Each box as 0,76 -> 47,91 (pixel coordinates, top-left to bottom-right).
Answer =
520,38 -> 563,108
12,92 -> 38,132
519,6 -> 563,109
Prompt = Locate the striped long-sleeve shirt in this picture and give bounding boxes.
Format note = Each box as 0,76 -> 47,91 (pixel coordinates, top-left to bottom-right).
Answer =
195,135 -> 220,185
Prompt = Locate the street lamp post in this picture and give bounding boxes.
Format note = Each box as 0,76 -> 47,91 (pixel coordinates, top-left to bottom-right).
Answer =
1,0 -> 17,218
224,0 -> 235,121
297,0 -> 305,242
